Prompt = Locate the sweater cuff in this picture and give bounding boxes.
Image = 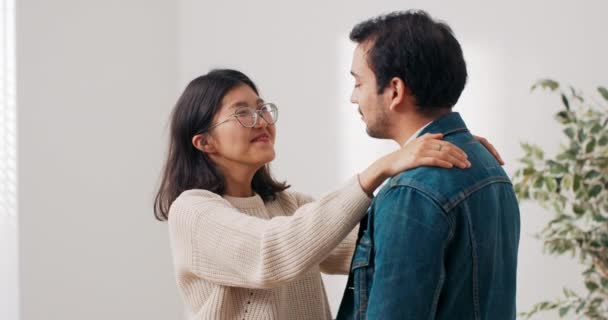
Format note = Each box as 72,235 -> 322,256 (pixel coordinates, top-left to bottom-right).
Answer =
352,175 -> 373,201
334,176 -> 373,226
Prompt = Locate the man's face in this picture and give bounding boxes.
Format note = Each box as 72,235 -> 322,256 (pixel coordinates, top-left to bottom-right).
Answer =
350,42 -> 391,139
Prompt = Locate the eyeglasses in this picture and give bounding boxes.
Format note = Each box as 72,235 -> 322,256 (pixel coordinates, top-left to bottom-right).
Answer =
204,103 -> 279,133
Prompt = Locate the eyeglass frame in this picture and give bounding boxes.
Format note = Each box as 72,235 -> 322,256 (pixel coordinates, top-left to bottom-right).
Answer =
198,102 -> 278,134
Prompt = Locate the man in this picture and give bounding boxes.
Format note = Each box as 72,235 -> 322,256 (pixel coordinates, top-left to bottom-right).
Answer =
336,10 -> 520,320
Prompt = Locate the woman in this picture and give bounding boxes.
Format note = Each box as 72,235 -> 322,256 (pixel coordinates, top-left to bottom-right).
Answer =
154,69 -> 499,319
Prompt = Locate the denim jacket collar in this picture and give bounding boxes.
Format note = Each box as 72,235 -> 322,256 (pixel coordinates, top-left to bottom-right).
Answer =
417,112 -> 469,138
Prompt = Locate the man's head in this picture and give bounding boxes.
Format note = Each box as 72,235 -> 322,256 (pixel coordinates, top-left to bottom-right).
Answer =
349,10 -> 467,140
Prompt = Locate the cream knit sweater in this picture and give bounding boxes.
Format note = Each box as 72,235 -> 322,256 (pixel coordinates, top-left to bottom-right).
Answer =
168,177 -> 371,320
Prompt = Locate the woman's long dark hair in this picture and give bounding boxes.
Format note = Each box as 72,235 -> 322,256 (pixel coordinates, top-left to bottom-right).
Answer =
154,69 -> 289,221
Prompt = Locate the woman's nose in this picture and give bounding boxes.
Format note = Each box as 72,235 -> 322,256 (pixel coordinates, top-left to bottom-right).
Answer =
253,114 -> 267,128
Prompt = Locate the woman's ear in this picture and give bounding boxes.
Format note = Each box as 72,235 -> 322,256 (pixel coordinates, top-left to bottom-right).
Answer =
192,133 -> 216,154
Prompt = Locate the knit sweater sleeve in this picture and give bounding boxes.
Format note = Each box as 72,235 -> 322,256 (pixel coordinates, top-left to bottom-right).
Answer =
289,191 -> 360,275
168,176 -> 371,289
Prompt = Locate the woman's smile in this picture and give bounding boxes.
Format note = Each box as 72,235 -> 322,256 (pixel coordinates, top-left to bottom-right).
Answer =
251,132 -> 271,144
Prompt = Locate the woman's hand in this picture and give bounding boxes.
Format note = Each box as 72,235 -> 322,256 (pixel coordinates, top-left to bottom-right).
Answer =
473,135 -> 505,165
358,133 -> 470,196
382,133 -> 470,177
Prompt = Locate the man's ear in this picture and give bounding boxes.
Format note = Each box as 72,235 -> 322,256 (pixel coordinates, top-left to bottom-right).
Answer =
386,77 -> 411,112
192,133 -> 216,154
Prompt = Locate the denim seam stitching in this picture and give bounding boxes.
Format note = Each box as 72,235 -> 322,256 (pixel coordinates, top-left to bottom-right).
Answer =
443,178 -> 513,212
428,213 -> 455,320
441,127 -> 468,136
391,177 -> 512,213
463,201 -> 482,320
382,185 -> 451,227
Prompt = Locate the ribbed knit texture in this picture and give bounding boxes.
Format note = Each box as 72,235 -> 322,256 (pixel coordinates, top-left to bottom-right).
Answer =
168,176 -> 370,320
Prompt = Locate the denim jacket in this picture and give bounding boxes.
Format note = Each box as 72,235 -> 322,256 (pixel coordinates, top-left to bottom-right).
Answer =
337,113 -> 520,320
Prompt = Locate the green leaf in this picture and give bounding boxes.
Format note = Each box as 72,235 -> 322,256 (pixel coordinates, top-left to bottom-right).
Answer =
592,213 -> 607,222
545,178 -> 557,192
555,111 -> 571,124
558,306 -> 570,317
521,142 -> 533,154
599,135 -> 608,146
589,184 -> 603,198
584,170 -> 601,180
586,139 -> 596,153
549,163 -> 568,175
577,129 -> 587,143
561,174 -> 573,190
551,202 -> 564,214
570,86 -> 585,102
534,176 -> 544,188
564,127 -> 575,139
563,287 -> 576,297
598,86 -> 608,101
586,281 -> 599,292
573,204 -> 585,215
561,94 -> 570,110
523,168 -> 536,176
573,175 -> 581,192
557,149 -> 577,161
532,79 -> 560,91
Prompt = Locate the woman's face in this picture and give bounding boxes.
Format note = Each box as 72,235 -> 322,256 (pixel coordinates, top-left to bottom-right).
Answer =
205,84 -> 276,170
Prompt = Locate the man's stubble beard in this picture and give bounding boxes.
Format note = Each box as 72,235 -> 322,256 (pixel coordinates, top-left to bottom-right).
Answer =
365,104 -> 391,139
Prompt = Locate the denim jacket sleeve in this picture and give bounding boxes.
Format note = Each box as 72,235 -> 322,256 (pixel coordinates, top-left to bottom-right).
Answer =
366,186 -> 452,320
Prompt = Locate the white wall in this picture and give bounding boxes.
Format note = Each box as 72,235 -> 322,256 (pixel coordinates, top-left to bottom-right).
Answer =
17,1 -> 182,319
178,0 -> 608,319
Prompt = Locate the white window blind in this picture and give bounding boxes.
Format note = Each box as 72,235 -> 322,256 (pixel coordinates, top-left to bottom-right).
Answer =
0,0 -> 18,319
0,0 -> 16,220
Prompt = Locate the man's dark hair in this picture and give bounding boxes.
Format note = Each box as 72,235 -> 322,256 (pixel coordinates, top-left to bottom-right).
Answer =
350,10 -> 467,113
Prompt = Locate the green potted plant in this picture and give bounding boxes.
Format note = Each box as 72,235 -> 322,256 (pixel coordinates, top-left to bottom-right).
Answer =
514,79 -> 608,319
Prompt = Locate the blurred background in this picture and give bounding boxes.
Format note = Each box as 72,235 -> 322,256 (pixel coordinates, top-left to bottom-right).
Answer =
1,0 -> 607,319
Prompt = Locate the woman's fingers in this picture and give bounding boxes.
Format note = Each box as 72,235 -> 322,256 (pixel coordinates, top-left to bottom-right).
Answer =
415,133 -> 509,169
418,139 -> 470,168
420,132 -> 444,140
420,138 -> 465,158
443,143 -> 468,161
425,150 -> 469,169
408,133 -> 477,170
474,135 -> 505,165
418,157 -> 454,169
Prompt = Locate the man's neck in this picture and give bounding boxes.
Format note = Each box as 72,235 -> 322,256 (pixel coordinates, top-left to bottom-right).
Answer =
393,109 -> 452,145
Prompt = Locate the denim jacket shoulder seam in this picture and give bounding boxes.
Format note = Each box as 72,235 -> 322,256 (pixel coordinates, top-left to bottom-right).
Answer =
390,176 -> 512,212
383,184 -> 451,227
443,177 -> 513,212
442,127 -> 468,136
